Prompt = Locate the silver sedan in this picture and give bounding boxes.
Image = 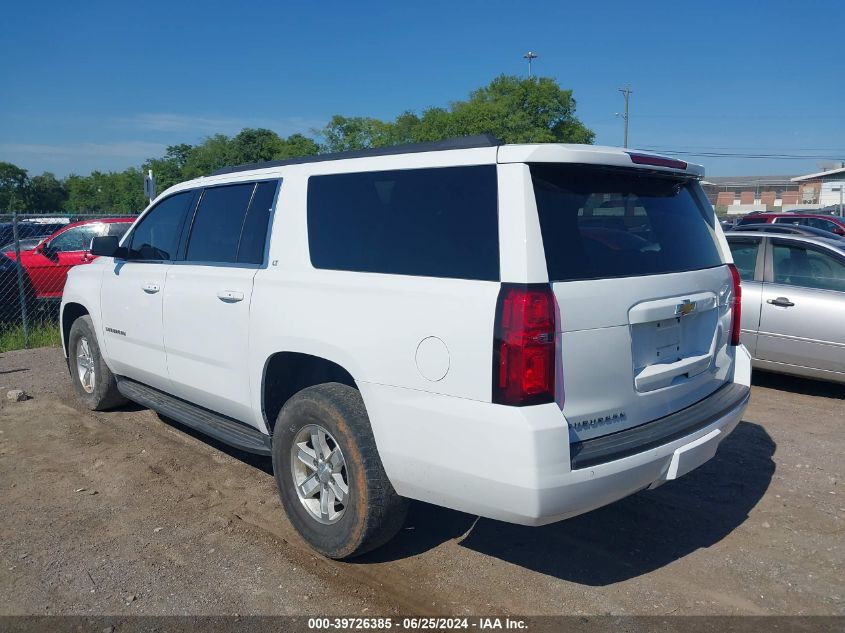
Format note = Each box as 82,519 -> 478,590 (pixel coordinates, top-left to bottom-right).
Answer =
726,231 -> 845,384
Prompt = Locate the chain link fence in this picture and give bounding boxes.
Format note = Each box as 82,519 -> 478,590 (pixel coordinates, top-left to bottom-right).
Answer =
0,213 -> 137,352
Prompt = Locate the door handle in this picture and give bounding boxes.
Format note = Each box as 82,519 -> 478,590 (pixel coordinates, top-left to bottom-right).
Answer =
767,296 -> 795,308
142,282 -> 160,294
217,290 -> 244,303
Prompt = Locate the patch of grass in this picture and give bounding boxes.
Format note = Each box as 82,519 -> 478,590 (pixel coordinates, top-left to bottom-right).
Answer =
0,322 -> 61,353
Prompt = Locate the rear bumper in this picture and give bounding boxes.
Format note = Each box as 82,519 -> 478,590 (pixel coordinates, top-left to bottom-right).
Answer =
360,345 -> 752,526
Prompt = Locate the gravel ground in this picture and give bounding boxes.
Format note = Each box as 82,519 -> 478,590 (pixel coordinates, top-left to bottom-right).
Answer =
0,347 -> 842,616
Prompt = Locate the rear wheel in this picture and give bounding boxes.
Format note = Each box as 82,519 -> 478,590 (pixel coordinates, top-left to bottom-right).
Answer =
68,315 -> 127,411
271,383 -> 408,559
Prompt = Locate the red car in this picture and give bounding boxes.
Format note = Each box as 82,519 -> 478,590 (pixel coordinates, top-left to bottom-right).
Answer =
735,212 -> 845,236
5,218 -> 134,299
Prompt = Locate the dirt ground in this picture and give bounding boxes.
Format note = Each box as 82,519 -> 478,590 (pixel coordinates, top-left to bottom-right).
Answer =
0,346 -> 842,616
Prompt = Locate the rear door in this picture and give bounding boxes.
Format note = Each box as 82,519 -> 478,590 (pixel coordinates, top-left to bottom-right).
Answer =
726,236 -> 765,355
756,238 -> 845,374
530,164 -> 736,442
163,179 -> 278,426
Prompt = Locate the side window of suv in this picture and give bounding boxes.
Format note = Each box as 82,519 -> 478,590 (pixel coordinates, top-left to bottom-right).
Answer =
185,183 -> 254,264
178,180 -> 278,266
236,180 -> 277,264
307,166 -> 499,280
772,241 -> 845,292
128,191 -> 195,261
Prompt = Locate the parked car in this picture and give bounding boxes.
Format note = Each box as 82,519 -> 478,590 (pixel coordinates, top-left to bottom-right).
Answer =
735,212 -> 845,236
726,231 -> 845,383
0,236 -> 50,252
61,137 -> 751,558
0,254 -> 36,323
0,219 -> 68,249
725,222 -> 844,240
5,218 -> 133,299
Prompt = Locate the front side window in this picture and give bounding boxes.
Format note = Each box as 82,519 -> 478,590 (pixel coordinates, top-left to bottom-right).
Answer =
727,238 -> 760,281
772,241 -> 845,292
307,166 -> 499,281
128,191 -> 194,261
531,164 -> 723,281
49,224 -> 106,252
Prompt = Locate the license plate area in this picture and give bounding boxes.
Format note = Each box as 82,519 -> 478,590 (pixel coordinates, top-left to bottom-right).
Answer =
629,293 -> 719,393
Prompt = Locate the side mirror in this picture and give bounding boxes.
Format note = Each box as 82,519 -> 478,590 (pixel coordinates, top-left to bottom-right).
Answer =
834,227 -> 845,236
90,235 -> 123,258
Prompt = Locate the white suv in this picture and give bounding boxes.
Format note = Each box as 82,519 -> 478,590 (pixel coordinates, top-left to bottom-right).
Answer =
61,136 -> 751,559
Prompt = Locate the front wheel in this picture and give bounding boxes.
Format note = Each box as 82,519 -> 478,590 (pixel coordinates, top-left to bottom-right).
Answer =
67,315 -> 127,411
271,383 -> 408,559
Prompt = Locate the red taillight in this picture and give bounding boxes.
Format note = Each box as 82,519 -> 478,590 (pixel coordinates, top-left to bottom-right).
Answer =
492,284 -> 557,406
728,264 -> 742,346
626,152 -> 688,170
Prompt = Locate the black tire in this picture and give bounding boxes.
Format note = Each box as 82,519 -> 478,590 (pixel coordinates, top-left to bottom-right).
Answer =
272,382 -> 408,559
67,315 -> 127,411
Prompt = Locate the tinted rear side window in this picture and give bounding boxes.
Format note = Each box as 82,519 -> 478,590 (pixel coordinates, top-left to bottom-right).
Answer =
237,180 -> 277,264
531,164 -> 722,282
186,183 -> 254,263
307,166 -> 499,281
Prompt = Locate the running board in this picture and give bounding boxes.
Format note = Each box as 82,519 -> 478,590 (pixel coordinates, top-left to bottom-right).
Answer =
116,377 -> 271,456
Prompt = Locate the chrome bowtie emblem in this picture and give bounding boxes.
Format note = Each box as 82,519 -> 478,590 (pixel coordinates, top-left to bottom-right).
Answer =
675,299 -> 696,317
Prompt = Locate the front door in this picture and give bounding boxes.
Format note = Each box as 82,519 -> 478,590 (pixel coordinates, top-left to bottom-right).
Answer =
99,191 -> 196,391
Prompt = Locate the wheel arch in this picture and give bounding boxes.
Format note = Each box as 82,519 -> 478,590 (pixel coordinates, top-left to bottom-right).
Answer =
61,302 -> 90,358
261,351 -> 358,434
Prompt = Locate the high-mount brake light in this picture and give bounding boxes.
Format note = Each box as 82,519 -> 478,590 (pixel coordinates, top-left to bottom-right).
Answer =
626,152 -> 688,170
727,264 -> 742,346
492,284 -> 557,406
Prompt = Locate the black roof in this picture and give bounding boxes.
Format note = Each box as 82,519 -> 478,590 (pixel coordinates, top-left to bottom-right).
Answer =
209,134 -> 502,176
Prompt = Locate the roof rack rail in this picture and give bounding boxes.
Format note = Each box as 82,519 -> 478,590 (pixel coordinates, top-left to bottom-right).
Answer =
209,134 -> 502,176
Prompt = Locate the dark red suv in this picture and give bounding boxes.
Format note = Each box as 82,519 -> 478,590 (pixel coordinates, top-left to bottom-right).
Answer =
735,212 -> 845,236
5,218 -> 133,299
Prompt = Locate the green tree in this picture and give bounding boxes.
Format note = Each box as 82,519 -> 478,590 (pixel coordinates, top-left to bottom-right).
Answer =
434,75 -> 594,144
143,143 -> 194,194
319,115 -> 398,152
316,75 -> 594,150
0,162 -> 31,212
276,133 -> 320,160
28,172 -> 68,211
65,169 -> 145,214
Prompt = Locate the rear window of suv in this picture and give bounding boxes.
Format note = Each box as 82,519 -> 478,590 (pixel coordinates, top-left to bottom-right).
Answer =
530,164 -> 723,282
307,166 -> 499,281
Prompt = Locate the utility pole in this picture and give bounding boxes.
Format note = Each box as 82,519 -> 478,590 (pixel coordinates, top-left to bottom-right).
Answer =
523,51 -> 538,78
618,85 -> 633,148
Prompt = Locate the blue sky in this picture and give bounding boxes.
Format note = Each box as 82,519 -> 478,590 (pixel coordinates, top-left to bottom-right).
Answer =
1,0 -> 843,178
